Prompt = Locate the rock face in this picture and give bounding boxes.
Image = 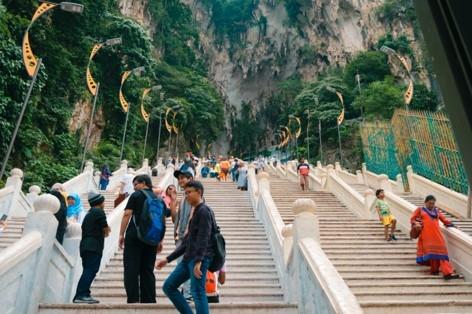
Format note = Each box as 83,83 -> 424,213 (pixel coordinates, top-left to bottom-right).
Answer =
69,98 -> 106,149
112,0 -> 421,153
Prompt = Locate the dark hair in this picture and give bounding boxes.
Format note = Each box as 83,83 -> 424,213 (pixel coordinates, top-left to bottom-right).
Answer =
133,174 -> 153,189
375,189 -> 384,197
185,180 -> 204,196
166,184 -> 176,194
425,195 -> 436,202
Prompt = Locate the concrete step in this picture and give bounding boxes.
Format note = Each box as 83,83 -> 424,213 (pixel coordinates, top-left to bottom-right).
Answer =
361,300 -> 472,314
351,282 -> 472,293
39,303 -> 299,314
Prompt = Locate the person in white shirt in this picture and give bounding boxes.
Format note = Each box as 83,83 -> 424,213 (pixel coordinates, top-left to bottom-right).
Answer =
114,168 -> 134,207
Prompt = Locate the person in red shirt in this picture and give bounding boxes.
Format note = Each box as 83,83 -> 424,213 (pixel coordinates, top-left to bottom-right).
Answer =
297,158 -> 310,191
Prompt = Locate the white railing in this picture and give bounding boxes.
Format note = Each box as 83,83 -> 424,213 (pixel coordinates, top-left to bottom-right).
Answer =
63,161 -> 96,194
0,186 -> 15,216
324,165 -> 372,219
0,169 -> 34,218
328,166 -> 472,282
247,166 -> 259,210
106,160 -> 129,192
407,166 -> 469,218
248,171 -> 362,313
361,164 -> 404,194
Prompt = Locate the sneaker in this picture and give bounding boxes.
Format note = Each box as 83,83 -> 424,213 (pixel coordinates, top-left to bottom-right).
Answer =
391,234 -> 398,241
73,296 -> 99,304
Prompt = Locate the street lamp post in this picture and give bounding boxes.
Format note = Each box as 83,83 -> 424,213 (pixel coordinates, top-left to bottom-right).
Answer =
326,86 -> 345,164
119,66 -> 145,162
80,37 -> 122,171
1,1 -> 83,181
156,92 -> 165,163
140,85 -> 162,161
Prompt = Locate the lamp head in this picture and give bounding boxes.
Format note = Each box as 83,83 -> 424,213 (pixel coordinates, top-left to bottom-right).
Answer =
59,2 -> 84,13
151,85 -> 162,92
132,66 -> 145,76
105,37 -> 122,46
380,45 -> 395,55
326,86 -> 336,93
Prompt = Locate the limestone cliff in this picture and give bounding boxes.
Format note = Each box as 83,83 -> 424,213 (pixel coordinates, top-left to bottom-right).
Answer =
114,0 -> 423,153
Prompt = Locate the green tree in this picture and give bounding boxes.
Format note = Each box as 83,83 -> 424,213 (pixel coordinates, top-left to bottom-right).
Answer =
344,51 -> 390,90
409,83 -> 438,111
353,77 -> 404,119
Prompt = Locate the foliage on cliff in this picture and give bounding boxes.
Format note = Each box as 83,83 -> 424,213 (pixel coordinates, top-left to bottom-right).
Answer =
0,0 -> 224,189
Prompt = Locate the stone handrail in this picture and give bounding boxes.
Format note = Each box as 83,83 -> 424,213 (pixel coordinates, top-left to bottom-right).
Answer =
63,161 -> 96,194
297,238 -> 363,314
334,162 -> 365,186
360,163 -> 405,194
248,171 -> 363,313
0,186 -> 15,215
0,169 -> 34,218
156,164 -> 176,191
106,160 -> 128,192
406,165 -> 469,218
135,158 -> 152,176
325,166 -> 371,219
247,166 -> 259,210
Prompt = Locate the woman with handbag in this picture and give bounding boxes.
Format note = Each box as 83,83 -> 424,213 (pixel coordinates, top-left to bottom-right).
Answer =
410,195 -> 460,280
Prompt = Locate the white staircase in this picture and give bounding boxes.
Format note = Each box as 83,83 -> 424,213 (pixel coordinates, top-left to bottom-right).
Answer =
268,172 -> 472,313
38,178 -> 297,313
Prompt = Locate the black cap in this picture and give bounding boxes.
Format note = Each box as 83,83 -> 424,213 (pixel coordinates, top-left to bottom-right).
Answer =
173,166 -> 195,179
88,192 -> 105,207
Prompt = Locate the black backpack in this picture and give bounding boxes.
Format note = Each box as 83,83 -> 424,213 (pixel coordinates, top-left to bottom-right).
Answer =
208,209 -> 226,272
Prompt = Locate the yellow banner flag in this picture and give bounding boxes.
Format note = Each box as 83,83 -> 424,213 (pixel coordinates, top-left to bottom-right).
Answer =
337,108 -> 345,126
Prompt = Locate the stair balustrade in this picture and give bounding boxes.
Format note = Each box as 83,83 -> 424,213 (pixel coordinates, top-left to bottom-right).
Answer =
248,168 -> 363,313
406,165 -> 469,218
331,161 -> 472,282
0,169 -> 34,218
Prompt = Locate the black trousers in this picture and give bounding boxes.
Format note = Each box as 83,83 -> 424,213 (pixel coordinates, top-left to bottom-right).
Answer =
75,251 -> 102,298
123,225 -> 157,303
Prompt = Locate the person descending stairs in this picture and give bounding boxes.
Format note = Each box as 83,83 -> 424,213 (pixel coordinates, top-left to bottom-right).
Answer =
267,171 -> 472,313
38,178 -> 297,313
347,178 -> 472,237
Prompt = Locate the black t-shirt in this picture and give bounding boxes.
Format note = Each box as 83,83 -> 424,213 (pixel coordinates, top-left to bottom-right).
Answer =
124,189 -> 171,240
80,207 -> 108,255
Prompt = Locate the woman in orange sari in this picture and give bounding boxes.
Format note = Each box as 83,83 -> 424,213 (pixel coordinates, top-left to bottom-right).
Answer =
410,195 -> 460,280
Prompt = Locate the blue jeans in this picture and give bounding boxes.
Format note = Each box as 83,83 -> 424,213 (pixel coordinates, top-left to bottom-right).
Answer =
75,251 -> 102,298
163,258 -> 211,314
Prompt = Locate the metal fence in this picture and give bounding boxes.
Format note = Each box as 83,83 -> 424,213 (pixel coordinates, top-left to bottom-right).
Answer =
360,109 -> 468,194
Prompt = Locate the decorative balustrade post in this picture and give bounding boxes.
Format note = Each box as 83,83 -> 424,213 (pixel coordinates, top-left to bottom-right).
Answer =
378,174 -> 392,192
94,171 -> 101,187
120,160 -> 128,171
395,174 -> 405,193
255,171 -> 270,221
335,161 -> 342,172
356,170 -> 364,184
364,189 -> 376,216
285,198 -> 318,304
83,160 -> 94,173
281,224 -> 293,265
406,165 -> 415,193
5,168 -> 26,217
5,168 -> 23,191
24,194 -> 60,313
26,185 -> 41,205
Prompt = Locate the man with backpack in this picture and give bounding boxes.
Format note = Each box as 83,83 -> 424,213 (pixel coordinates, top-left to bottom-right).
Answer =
119,174 -> 172,303
156,180 -> 223,314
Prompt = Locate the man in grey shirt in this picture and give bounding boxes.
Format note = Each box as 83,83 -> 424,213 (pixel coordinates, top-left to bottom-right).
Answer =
173,166 -> 195,299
